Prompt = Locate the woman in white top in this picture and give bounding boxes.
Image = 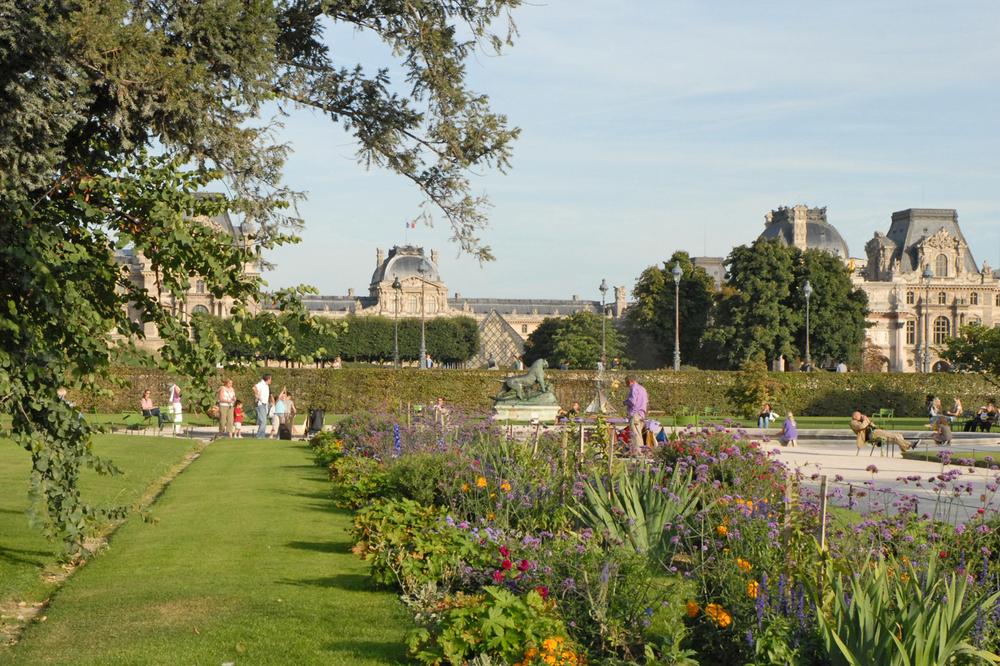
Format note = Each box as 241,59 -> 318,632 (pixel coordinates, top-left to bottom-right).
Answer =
217,379 -> 236,437
168,383 -> 183,435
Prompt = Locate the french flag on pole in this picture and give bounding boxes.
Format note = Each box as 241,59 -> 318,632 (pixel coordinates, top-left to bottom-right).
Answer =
406,221 -> 416,229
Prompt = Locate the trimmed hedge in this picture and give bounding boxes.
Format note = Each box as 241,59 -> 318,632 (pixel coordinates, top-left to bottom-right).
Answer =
76,366 -> 999,419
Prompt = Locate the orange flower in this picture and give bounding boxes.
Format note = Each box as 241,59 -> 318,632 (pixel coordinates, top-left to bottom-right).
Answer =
685,600 -> 700,618
736,558 -> 752,573
746,580 -> 759,598
705,602 -> 733,628
716,525 -> 728,537
461,483 -> 470,493
500,480 -> 512,493
476,476 -> 488,488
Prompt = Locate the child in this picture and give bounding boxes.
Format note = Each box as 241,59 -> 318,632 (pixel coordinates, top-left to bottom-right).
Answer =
233,400 -> 244,439
780,412 -> 798,447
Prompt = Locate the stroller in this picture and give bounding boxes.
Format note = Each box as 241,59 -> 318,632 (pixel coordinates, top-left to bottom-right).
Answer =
306,408 -> 325,437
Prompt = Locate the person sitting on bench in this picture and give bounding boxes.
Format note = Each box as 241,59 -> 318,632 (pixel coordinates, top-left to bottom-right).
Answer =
964,401 -> 998,432
140,390 -> 167,427
850,410 -> 913,452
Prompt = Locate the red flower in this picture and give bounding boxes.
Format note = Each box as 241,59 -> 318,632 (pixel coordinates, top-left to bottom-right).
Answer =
501,559 -> 513,571
535,585 -> 549,599
499,545 -> 510,558
939,550 -> 949,559
518,559 -> 531,572
493,570 -> 505,584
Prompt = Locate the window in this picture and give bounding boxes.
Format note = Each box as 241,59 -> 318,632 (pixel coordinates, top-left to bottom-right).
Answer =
906,291 -> 914,304
905,320 -> 915,345
969,316 -> 982,327
191,304 -> 209,315
933,316 -> 951,344
937,292 -> 947,305
996,293 -> 1000,307
521,324 -> 528,334
426,298 -> 437,314
195,280 -> 206,294
971,292 -> 979,305
935,254 -> 949,278
408,295 -> 418,313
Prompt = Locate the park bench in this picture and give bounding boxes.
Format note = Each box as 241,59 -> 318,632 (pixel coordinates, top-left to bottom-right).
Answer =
121,411 -> 161,435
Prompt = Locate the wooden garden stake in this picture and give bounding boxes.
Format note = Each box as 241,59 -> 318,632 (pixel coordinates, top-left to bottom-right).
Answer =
818,475 -> 828,551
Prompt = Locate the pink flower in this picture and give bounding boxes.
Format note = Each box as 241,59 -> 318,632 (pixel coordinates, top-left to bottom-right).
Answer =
499,545 -> 510,558
493,570 -> 505,584
518,559 -> 531,572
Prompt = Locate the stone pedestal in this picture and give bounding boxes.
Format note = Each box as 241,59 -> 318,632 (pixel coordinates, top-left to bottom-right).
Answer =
493,404 -> 561,423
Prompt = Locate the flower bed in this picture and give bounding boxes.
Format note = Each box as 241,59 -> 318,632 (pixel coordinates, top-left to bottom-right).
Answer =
311,411 -> 1000,665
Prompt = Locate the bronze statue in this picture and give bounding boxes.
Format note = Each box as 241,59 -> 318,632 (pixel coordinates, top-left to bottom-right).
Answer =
495,359 -> 555,403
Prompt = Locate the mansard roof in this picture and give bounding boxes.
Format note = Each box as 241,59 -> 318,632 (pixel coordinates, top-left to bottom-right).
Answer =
885,208 -> 978,274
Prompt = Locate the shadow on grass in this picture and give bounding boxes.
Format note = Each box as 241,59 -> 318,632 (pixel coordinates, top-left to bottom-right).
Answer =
285,540 -> 351,555
0,545 -> 51,567
274,489 -> 331,501
280,573 -> 372,591
324,639 -> 409,664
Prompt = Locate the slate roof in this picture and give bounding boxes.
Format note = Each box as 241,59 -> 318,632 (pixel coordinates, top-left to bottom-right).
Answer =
884,208 -> 978,274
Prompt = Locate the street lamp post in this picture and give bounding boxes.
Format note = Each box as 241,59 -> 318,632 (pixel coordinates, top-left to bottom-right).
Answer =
803,280 -> 813,371
418,262 -> 428,370
922,264 -> 933,373
392,276 -> 402,368
672,262 -> 682,371
599,279 -> 609,369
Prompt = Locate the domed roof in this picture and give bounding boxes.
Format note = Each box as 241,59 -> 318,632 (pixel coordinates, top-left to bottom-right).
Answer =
370,245 -> 441,285
758,206 -> 850,259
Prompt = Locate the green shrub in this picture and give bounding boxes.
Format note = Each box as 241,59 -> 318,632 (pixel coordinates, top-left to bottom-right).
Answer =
386,452 -> 464,506
307,431 -> 344,468
329,456 -> 390,509
406,587 -> 572,665
351,498 -> 487,591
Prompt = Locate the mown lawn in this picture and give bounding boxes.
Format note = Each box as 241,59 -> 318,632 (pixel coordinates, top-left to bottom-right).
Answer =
2,438 -> 410,665
0,435 -> 200,607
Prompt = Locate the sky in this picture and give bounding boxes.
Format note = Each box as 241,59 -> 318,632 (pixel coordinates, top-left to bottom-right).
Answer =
264,0 -> 1000,300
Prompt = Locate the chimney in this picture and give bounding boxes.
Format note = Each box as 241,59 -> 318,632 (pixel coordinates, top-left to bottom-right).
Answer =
454,291 -> 461,300
430,249 -> 439,266
376,247 -> 385,268
347,288 -> 354,298
571,294 -> 578,301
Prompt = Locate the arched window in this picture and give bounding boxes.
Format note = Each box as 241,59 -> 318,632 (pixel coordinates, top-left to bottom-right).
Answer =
935,254 -> 949,278
937,292 -> 947,305
905,320 -> 915,345
191,304 -> 209,316
970,292 -> 979,305
905,291 -> 914,304
933,316 -> 951,344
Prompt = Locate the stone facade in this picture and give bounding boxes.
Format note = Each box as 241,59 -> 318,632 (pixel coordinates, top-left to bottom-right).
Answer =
297,245 -> 628,368
857,209 -> 1000,372
117,208 -> 260,350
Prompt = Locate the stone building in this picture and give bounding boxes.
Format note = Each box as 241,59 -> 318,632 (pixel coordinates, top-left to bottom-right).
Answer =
758,204 -> 851,259
858,208 -> 1000,372
117,207 -> 260,349
297,245 -> 628,368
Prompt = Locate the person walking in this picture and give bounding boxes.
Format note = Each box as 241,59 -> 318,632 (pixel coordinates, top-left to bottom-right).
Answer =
252,374 -> 272,439
217,379 -> 236,438
850,410 -> 913,453
623,376 -> 648,457
167,382 -> 183,436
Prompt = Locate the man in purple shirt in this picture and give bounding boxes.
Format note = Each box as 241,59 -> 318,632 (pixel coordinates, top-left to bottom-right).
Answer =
623,376 -> 649,455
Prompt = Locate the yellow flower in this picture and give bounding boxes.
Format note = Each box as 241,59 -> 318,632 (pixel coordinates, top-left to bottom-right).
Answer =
542,637 -> 560,652
746,580 -> 759,599
486,512 -> 495,521
705,602 -> 733,628
736,558 -> 752,573
476,476 -> 488,488
685,600 -> 700,618
500,481 -> 512,493
716,525 -> 728,537
543,655 -> 557,666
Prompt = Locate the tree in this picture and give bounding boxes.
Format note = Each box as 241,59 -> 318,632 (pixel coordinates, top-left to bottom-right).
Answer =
942,323 -> 1000,389
624,251 -> 716,368
0,1 -> 521,553
703,240 -> 799,368
704,240 -> 868,370
523,312 -> 626,369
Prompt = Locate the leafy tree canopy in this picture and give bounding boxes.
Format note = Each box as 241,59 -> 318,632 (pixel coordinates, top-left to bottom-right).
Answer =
942,323 -> 1000,389
0,0 -> 521,553
624,251 -> 716,368
524,312 -> 626,370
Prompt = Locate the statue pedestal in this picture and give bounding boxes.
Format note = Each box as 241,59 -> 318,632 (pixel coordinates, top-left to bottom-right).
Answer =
493,404 -> 561,423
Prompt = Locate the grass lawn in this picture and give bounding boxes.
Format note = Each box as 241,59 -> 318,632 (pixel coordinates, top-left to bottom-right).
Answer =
2,438 -> 411,665
0,435 -> 200,608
